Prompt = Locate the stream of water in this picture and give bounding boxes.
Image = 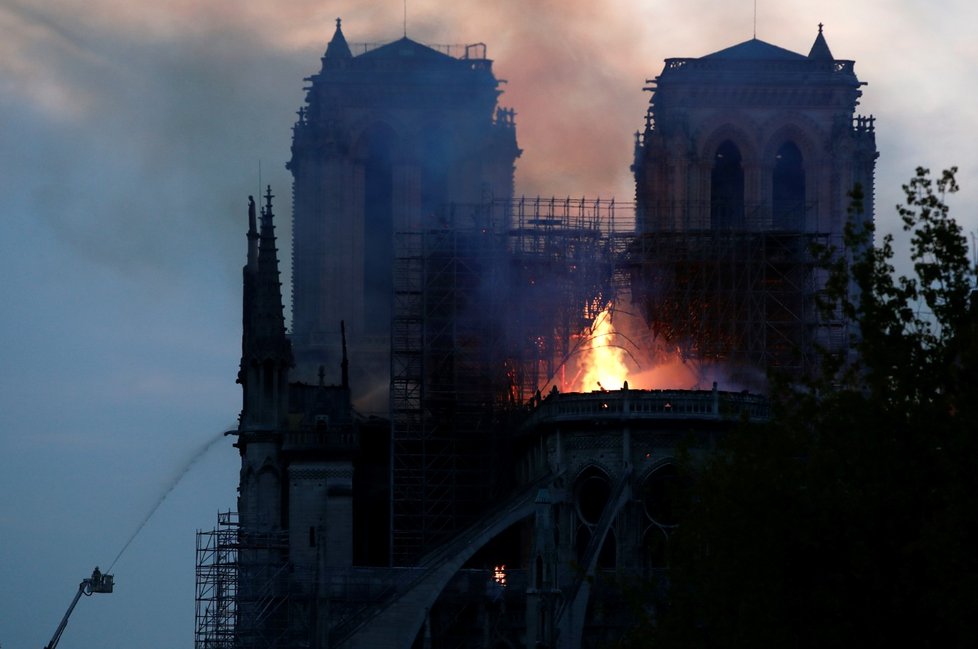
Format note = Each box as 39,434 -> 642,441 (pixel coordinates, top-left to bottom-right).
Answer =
106,429 -> 230,572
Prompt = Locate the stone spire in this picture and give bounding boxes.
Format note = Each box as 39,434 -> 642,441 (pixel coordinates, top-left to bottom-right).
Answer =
808,22 -> 834,60
322,17 -> 353,69
238,187 -> 293,429
257,186 -> 290,349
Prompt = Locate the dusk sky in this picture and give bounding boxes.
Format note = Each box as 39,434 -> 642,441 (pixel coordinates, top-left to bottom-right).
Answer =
2,1 -> 977,647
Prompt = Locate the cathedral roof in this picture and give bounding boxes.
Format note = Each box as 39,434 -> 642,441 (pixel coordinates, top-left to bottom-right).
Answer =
702,38 -> 808,61
357,37 -> 456,63
807,24 -> 834,60
323,18 -> 352,64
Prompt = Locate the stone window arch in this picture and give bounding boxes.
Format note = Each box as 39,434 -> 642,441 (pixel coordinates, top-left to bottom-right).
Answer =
573,465 -> 611,525
643,524 -> 669,570
772,140 -> 805,230
641,463 -> 683,527
711,140 -> 745,229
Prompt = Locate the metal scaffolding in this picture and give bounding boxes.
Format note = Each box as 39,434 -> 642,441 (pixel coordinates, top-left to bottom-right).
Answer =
504,197 -> 631,401
195,512 -> 293,649
390,198 -> 630,565
627,215 -> 840,378
387,196 -> 837,563
390,203 -> 508,565
195,512 -> 238,649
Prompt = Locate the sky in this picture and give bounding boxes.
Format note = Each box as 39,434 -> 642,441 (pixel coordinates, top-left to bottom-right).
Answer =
2,1 -> 977,647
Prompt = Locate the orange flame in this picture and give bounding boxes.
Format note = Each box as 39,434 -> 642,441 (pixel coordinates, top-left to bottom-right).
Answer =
577,306 -> 628,392
559,301 -> 730,393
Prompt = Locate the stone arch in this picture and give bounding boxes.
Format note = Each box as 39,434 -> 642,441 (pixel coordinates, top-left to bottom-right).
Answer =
572,465 -> 612,526
570,460 -> 615,485
693,116 -> 760,164
710,139 -> 746,229
642,524 -> 669,570
691,117 -> 762,227
771,141 -> 806,230
761,118 -> 823,231
640,462 -> 684,527
759,114 -> 823,164
636,455 -> 677,485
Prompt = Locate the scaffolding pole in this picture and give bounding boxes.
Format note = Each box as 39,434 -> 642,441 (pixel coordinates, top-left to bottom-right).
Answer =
195,512 -> 294,649
627,218 -> 839,378
389,199 -> 630,565
195,512 -> 238,649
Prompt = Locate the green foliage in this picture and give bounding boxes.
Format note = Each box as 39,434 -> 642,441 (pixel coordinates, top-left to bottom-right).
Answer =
652,169 -> 978,648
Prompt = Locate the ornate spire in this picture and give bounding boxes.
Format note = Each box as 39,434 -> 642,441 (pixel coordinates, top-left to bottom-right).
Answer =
238,188 -> 293,429
808,22 -> 834,60
323,17 -> 353,68
255,185 -> 290,354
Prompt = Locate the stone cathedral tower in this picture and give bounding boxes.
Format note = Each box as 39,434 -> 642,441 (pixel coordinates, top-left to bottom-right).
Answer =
631,26 -> 878,378
288,20 -> 520,412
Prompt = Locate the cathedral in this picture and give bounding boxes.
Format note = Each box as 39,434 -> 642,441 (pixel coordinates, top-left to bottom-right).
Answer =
195,20 -> 876,649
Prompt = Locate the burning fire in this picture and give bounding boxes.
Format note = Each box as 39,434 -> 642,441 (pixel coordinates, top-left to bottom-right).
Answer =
577,307 -> 628,392
558,301 -> 727,393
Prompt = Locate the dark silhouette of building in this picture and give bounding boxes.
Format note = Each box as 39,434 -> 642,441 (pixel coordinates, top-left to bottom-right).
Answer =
288,19 -> 520,414
195,24 -> 875,649
631,25 -> 877,381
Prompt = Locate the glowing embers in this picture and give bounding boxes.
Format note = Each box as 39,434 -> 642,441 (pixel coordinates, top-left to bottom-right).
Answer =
493,564 -> 507,587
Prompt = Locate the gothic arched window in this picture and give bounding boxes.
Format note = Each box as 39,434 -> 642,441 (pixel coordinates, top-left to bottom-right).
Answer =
772,141 -> 805,230
711,140 -> 745,229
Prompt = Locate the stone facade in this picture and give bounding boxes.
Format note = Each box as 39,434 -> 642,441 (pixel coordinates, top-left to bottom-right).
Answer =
288,20 -> 520,411
633,27 -> 877,235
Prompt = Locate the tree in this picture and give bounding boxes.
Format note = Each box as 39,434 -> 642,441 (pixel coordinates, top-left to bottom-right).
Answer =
651,168 -> 978,649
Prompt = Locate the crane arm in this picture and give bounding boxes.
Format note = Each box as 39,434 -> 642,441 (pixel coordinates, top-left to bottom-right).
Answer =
43,567 -> 114,649
44,583 -> 87,649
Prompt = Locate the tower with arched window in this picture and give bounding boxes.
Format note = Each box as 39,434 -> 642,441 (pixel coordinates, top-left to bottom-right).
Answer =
288,20 -> 520,411
631,26 -> 877,380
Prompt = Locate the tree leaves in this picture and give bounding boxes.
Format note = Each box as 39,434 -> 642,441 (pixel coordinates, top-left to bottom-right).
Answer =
652,169 -> 978,649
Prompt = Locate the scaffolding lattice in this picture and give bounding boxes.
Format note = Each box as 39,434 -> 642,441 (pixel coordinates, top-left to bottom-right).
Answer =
627,211 -> 840,378
195,512 -> 293,649
390,204 -> 506,564
390,198 -> 629,565
195,512 -> 238,649
505,197 -> 630,402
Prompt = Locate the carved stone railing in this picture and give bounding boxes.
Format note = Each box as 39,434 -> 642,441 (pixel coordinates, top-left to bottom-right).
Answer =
521,388 -> 770,430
